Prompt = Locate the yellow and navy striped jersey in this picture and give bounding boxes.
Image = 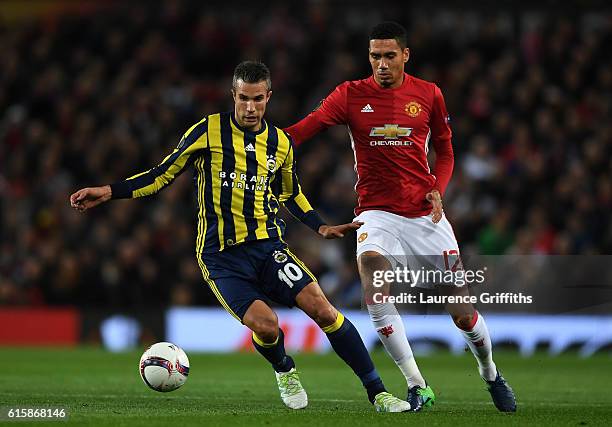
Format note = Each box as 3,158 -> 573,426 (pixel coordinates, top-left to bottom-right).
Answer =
110,112 -> 324,254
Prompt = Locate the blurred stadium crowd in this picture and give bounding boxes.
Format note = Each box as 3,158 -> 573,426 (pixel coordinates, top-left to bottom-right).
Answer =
1,1 -> 611,308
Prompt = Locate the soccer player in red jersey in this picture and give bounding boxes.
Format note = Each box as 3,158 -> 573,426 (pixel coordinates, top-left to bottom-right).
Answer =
285,22 -> 516,412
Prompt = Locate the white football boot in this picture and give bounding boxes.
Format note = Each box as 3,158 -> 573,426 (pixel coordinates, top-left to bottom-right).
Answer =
373,392 -> 411,412
275,368 -> 308,409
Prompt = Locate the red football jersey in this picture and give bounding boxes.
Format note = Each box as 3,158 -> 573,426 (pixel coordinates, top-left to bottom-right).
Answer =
285,73 -> 454,218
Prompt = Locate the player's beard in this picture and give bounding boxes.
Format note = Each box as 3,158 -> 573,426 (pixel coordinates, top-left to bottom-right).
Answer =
376,72 -> 394,88
377,78 -> 393,88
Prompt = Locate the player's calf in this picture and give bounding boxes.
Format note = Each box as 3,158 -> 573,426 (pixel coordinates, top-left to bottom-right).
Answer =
360,252 -> 429,394
244,300 -> 299,408
296,282 -> 409,410
451,309 -> 497,382
245,302 -> 292,369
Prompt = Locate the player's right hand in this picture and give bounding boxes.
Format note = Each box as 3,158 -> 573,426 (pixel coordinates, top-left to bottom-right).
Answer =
318,221 -> 363,239
69,185 -> 112,212
426,190 -> 443,223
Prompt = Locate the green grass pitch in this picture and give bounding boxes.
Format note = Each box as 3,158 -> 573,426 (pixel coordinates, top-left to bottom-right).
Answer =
1,348 -> 610,426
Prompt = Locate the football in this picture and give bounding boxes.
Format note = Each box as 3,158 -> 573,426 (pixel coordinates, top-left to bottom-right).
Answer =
139,342 -> 190,392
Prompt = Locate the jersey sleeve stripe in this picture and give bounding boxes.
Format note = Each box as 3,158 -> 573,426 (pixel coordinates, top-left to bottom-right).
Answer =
111,117 -> 208,199
202,115 -> 221,252
219,113 -> 237,248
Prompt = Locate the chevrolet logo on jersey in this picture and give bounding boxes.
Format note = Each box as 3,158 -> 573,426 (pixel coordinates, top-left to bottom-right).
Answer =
369,125 -> 413,146
370,124 -> 412,139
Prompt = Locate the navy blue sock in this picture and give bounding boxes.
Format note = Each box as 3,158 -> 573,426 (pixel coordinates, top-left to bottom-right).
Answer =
252,328 -> 295,373
324,313 -> 386,403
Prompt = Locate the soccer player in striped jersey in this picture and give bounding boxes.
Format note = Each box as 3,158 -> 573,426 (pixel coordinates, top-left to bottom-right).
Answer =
70,61 -> 410,412
285,22 -> 516,412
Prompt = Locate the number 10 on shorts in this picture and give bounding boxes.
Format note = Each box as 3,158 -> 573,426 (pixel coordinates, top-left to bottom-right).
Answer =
278,263 -> 303,288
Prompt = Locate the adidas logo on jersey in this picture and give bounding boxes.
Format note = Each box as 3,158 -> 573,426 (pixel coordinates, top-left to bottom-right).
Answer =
361,104 -> 374,113
245,143 -> 256,152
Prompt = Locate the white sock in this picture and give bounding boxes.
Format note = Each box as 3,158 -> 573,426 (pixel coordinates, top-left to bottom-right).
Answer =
458,311 -> 497,381
367,302 -> 426,388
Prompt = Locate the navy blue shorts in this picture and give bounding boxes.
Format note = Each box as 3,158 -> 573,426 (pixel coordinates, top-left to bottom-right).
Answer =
199,239 -> 317,322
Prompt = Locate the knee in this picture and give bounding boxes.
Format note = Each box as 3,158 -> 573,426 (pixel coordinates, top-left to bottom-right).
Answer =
453,313 -> 476,330
249,314 -> 279,342
359,251 -> 391,279
304,295 -> 338,327
314,304 -> 338,329
358,251 -> 388,272
359,252 -> 393,296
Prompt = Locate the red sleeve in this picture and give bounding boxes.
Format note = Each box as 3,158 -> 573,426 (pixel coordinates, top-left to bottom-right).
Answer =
430,84 -> 454,196
284,82 -> 349,147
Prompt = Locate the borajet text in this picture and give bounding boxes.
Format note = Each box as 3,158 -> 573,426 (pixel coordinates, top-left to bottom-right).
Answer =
219,171 -> 269,190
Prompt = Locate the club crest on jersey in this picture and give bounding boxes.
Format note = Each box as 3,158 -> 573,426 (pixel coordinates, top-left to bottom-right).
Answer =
273,250 -> 288,263
266,155 -> 277,172
405,101 -> 422,118
358,232 -> 368,243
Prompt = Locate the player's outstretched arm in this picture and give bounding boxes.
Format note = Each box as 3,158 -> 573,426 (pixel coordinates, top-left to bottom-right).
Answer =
70,118 -> 208,211
284,82 -> 348,147
318,221 -> 363,239
70,185 -> 112,212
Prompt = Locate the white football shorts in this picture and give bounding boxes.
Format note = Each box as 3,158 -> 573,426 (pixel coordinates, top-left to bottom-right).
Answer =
354,209 -> 461,289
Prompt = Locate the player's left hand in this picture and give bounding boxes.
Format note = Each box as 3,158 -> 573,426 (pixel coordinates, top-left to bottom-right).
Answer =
318,221 -> 363,239
426,190 -> 443,224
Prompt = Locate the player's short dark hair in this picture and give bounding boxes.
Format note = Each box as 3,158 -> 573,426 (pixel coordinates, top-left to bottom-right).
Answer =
232,61 -> 272,91
369,21 -> 408,49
